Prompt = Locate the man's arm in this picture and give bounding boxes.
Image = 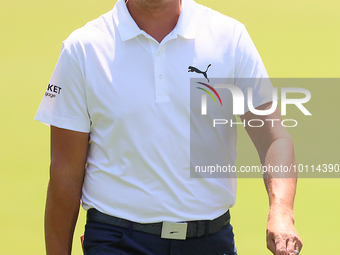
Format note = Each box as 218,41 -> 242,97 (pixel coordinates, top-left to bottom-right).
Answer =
45,126 -> 89,255
241,102 -> 303,255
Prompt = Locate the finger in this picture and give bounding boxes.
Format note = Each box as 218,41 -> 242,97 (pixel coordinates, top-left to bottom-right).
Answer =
286,238 -> 295,255
275,240 -> 287,255
295,239 -> 303,254
267,237 -> 276,254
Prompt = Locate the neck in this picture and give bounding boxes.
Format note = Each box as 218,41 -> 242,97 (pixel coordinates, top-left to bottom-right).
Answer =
126,0 -> 181,43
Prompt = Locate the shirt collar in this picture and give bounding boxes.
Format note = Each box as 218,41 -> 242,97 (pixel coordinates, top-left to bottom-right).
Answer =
112,0 -> 143,41
174,0 -> 198,39
112,0 -> 198,41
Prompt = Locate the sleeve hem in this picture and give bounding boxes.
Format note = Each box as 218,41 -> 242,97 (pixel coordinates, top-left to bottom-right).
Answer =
238,97 -> 274,117
34,111 -> 90,133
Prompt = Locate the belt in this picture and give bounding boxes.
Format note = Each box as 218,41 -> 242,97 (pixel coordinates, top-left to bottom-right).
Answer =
87,208 -> 230,239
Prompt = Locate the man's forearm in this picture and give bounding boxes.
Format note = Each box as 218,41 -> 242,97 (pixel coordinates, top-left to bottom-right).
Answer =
261,137 -> 302,254
264,177 -> 297,226
45,172 -> 83,255
261,137 -> 297,218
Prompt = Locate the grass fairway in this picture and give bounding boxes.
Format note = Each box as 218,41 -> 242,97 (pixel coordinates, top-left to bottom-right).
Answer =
1,0 -> 339,254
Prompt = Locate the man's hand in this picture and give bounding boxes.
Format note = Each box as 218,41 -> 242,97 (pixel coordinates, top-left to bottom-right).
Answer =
242,102 -> 303,255
266,206 -> 303,254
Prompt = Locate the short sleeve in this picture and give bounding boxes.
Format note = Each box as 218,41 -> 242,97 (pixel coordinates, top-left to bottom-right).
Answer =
34,42 -> 91,133
234,24 -> 269,79
234,24 -> 275,116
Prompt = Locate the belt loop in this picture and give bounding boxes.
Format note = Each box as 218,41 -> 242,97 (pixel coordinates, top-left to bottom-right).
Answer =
204,220 -> 210,238
196,221 -> 199,237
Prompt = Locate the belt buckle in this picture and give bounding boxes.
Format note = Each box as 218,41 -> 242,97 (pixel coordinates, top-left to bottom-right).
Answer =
161,222 -> 188,240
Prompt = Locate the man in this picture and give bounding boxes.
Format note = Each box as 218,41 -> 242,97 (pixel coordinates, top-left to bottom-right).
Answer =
35,0 -> 303,254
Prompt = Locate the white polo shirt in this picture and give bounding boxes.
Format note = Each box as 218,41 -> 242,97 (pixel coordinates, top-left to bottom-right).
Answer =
35,0 -> 273,222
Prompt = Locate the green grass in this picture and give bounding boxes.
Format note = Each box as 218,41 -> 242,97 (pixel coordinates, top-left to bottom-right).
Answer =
0,0 -> 339,254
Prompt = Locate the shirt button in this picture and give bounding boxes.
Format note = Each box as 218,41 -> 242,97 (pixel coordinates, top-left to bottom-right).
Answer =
159,74 -> 163,79
157,51 -> 162,56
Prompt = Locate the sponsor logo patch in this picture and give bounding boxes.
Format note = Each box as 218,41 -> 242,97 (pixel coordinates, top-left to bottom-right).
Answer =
45,84 -> 62,98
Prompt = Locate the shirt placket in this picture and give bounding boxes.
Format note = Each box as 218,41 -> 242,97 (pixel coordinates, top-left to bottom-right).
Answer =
154,44 -> 170,102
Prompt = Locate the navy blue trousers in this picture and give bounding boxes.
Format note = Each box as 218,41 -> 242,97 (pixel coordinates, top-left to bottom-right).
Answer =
83,220 -> 237,255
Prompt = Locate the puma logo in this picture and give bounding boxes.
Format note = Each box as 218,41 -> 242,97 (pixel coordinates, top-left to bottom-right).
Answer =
188,64 -> 211,82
